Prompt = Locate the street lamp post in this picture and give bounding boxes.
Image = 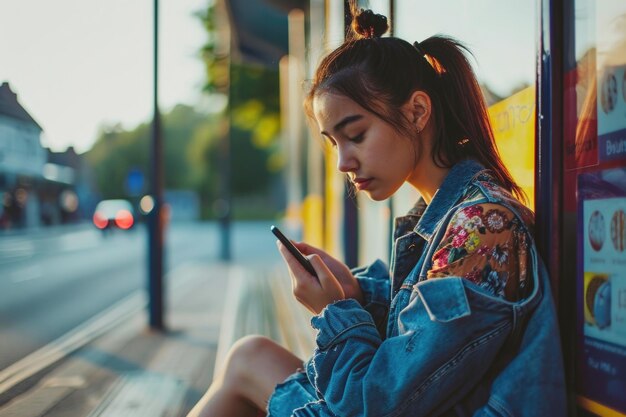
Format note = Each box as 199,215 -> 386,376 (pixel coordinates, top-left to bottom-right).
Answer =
148,0 -> 165,331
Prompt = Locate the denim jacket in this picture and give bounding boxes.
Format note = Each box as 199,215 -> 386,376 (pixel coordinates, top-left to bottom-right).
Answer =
268,159 -> 567,417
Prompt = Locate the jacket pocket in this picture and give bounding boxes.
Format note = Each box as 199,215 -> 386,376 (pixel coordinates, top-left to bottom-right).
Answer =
414,277 -> 471,322
391,278 -> 514,417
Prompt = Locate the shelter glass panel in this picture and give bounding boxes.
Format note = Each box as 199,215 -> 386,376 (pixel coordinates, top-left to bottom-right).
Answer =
563,0 -> 626,415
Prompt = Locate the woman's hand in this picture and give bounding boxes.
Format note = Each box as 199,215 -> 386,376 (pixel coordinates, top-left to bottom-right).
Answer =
277,241 -> 346,315
294,242 -> 365,305
276,239 -> 367,314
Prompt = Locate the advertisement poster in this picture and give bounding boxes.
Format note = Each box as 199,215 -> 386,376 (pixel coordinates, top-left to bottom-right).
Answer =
487,86 -> 535,209
578,168 -> 626,412
597,64 -> 626,163
572,1 -> 626,414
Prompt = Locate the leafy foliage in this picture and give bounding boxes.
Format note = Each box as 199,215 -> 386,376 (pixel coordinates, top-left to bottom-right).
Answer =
197,3 -> 285,198
84,104 -> 219,205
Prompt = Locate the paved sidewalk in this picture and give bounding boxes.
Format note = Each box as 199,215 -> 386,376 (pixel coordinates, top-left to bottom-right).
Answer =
0,262 -> 233,417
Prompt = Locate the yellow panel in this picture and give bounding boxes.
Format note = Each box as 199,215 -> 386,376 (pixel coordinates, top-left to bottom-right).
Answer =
324,146 -> 343,258
487,86 -> 536,209
302,194 -> 324,248
578,396 -> 626,417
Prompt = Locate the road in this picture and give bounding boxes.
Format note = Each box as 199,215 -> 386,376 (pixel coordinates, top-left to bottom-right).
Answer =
0,220 -> 282,370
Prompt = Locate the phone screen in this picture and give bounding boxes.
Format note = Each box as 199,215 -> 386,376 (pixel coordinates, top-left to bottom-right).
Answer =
271,225 -> 318,277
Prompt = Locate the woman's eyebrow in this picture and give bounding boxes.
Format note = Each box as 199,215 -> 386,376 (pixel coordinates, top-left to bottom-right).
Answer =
320,114 -> 363,136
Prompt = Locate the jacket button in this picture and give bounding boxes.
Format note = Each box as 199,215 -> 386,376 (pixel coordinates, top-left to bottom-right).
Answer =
408,243 -> 417,252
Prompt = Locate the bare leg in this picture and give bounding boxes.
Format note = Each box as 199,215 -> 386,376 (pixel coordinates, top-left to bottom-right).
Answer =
187,335 -> 303,417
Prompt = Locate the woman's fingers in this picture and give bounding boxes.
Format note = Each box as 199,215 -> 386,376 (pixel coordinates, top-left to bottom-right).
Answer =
294,241 -> 327,257
277,241 -> 344,314
277,242 -> 318,313
309,255 -> 345,302
276,241 -> 319,297
294,242 -> 343,270
277,241 -> 317,281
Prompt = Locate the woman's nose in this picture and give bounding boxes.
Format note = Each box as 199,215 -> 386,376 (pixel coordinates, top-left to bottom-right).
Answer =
336,146 -> 357,173
337,152 -> 358,173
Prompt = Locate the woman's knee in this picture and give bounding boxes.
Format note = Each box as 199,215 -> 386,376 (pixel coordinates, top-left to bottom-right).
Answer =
215,335 -> 303,410
222,335 -> 281,386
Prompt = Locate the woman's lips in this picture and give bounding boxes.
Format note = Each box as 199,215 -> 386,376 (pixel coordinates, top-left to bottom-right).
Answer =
353,178 -> 372,191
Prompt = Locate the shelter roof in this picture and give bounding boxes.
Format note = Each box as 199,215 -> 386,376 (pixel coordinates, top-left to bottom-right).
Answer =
225,0 -> 307,67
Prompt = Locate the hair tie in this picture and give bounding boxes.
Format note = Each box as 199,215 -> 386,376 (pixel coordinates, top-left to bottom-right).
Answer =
413,41 -> 426,57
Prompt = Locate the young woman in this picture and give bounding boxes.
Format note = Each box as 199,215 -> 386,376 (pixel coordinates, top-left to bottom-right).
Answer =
187,7 -> 566,417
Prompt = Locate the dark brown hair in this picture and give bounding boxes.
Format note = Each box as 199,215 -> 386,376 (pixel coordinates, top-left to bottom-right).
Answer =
305,7 -> 526,203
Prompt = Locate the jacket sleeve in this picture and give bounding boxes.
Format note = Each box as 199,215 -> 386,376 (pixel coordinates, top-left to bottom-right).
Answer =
352,259 -> 390,334
307,277 -> 514,417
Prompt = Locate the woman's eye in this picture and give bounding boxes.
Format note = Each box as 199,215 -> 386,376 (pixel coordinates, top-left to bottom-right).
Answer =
348,133 -> 365,143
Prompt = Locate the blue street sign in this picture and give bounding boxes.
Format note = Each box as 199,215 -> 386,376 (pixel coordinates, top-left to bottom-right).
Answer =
125,168 -> 145,196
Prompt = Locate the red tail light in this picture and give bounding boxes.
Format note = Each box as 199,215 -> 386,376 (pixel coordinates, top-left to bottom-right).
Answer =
114,209 -> 134,229
93,212 -> 108,229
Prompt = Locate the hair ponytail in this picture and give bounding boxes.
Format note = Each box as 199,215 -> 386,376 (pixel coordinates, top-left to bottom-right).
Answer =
419,37 -> 526,202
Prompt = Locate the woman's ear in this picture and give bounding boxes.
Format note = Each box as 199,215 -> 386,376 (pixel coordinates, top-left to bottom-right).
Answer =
403,90 -> 432,131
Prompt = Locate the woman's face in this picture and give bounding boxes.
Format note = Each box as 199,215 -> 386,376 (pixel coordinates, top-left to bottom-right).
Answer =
313,92 -> 418,201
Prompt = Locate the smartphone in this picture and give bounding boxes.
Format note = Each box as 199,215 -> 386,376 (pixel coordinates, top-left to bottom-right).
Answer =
271,225 -> 318,278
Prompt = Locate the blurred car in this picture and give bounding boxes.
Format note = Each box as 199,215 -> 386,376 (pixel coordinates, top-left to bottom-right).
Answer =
92,199 -> 135,231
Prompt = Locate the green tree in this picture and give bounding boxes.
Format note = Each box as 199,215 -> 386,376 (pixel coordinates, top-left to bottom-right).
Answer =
85,104 -> 215,202
197,5 -> 284,199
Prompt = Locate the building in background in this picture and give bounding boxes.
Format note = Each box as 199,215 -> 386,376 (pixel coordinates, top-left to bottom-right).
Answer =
0,82 -> 95,230
0,81 -> 47,229
45,146 -> 99,225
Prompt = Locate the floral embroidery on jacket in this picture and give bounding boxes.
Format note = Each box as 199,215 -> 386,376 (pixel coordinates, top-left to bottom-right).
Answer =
428,203 -> 531,301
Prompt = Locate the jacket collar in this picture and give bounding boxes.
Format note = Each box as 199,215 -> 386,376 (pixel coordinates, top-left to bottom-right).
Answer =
414,159 -> 485,240
393,198 -> 427,241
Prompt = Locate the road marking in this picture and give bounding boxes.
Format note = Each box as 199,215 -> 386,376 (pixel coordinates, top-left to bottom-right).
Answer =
58,230 -> 101,253
41,375 -> 87,389
60,239 -> 100,253
0,240 -> 35,260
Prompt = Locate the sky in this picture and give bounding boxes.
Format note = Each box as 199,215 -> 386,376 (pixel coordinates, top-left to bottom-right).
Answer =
0,0 -> 210,153
4,0 -> 623,155
395,0 -> 536,98
2,0 -> 536,156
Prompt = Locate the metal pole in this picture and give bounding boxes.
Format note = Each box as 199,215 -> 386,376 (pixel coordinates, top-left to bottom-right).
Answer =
216,0 -> 231,261
286,10 -> 305,233
148,0 -> 165,330
218,105 -> 231,261
342,0 -> 359,268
